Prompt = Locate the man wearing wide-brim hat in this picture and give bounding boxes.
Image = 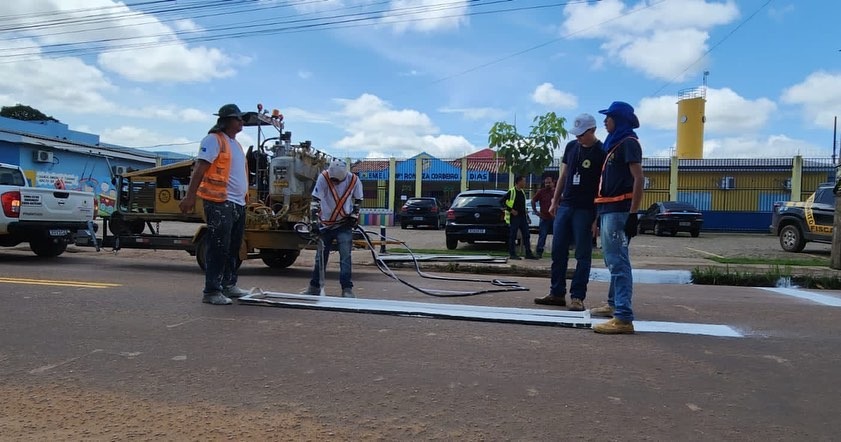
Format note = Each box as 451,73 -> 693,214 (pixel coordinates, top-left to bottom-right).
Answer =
179,104 -> 250,305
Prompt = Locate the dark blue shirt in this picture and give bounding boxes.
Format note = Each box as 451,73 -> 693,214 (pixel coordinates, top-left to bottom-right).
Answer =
560,139 -> 606,209
597,137 -> 642,214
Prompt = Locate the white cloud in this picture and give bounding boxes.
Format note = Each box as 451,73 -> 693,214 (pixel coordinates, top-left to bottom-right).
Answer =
99,126 -> 193,150
562,0 -> 739,80
298,70 -> 312,80
0,39 -> 118,114
119,106 -> 211,123
638,87 -> 776,135
702,135 -> 825,158
531,83 -> 577,109
382,0 -> 470,33
332,93 -> 476,158
438,107 -> 507,121
0,1 -> 236,83
781,71 -> 841,129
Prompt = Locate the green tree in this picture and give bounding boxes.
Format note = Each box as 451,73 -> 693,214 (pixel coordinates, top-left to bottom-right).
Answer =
487,112 -> 568,177
0,104 -> 59,122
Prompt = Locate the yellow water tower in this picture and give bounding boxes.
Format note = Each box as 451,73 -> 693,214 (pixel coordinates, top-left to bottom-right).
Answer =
676,86 -> 706,159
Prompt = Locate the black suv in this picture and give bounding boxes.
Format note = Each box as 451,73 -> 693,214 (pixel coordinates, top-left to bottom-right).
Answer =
771,183 -> 834,252
399,197 -> 447,229
444,189 -> 508,250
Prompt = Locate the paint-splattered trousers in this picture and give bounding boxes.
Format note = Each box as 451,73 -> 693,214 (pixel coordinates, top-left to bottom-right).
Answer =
599,211 -> 634,322
202,200 -> 246,295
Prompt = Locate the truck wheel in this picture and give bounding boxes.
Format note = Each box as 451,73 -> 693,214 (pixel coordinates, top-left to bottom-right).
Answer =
779,225 -> 806,252
446,235 -> 458,250
690,229 -> 700,238
260,249 -> 300,269
195,238 -> 243,271
29,237 -> 67,258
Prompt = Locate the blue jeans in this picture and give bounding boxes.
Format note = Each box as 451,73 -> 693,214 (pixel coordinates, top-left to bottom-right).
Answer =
310,225 -> 354,289
508,215 -> 532,257
203,200 -> 246,295
535,217 -> 553,256
599,211 -> 634,322
550,205 -> 596,299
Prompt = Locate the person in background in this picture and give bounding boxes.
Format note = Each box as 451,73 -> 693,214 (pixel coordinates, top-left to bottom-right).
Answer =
590,101 -> 645,334
180,104 -> 250,305
504,175 -> 538,260
531,175 -> 555,259
535,113 -> 605,311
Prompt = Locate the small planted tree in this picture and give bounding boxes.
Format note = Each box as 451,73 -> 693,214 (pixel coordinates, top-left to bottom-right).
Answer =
487,112 -> 568,177
0,104 -> 59,122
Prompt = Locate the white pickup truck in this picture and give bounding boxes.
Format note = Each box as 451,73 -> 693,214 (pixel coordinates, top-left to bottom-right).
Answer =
0,162 -> 95,257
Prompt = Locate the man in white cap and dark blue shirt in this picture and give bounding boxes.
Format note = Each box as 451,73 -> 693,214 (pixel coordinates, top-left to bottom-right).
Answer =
305,158 -> 364,297
535,113 -> 606,312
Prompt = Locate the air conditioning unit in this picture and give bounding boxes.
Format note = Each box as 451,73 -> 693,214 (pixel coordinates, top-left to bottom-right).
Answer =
643,176 -> 652,190
33,150 -> 54,163
782,178 -> 792,190
112,165 -> 128,176
719,176 -> 735,190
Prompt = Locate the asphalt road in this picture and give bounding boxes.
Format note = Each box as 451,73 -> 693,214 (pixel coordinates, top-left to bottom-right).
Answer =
1,241 -> 840,440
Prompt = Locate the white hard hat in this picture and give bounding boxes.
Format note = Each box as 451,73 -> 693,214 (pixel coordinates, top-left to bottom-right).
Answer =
328,158 -> 348,181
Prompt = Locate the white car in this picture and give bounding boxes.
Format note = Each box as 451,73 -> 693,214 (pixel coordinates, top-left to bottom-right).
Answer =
527,206 -> 541,233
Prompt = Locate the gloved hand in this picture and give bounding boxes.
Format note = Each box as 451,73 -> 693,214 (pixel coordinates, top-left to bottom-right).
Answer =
348,215 -> 359,228
624,213 -> 638,240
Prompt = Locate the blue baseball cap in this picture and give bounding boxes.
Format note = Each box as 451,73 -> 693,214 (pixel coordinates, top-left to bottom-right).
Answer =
599,101 -> 640,128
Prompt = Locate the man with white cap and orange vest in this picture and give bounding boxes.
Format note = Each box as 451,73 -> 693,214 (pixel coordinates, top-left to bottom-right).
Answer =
180,104 -> 250,305
305,158 -> 364,298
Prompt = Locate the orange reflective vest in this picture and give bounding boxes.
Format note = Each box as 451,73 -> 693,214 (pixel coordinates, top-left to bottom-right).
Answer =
320,171 -> 359,227
594,137 -> 637,205
197,133 -> 247,203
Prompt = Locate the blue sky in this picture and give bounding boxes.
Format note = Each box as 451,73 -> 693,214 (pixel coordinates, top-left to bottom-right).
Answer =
1,0 -> 840,161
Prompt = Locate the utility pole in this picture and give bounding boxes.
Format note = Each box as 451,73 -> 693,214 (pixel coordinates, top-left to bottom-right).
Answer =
831,116 -> 841,269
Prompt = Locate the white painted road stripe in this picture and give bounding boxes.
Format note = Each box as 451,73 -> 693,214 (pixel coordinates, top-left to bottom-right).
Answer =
760,287 -> 841,307
242,291 -> 743,337
591,319 -> 743,338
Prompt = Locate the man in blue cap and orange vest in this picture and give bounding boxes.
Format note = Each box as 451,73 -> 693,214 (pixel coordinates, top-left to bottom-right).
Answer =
590,101 -> 644,334
180,104 -> 250,305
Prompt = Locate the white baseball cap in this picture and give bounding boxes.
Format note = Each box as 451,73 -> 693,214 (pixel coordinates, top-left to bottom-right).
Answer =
569,113 -> 597,137
328,158 -> 348,181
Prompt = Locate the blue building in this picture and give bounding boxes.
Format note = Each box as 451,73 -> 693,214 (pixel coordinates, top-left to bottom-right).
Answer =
0,116 -> 162,216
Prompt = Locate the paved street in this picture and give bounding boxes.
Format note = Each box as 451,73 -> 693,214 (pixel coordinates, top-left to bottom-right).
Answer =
1,239 -> 840,440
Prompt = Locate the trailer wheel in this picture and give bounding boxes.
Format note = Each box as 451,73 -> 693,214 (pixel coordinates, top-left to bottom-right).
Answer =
260,249 -> 300,269
109,213 -> 145,235
195,238 -> 243,271
29,236 -> 67,258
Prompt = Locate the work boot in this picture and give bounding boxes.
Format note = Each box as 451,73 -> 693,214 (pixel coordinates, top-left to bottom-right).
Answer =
568,298 -> 585,312
525,254 -> 539,260
589,303 -> 614,318
534,294 -> 566,306
303,285 -> 320,295
593,318 -> 635,334
202,293 -> 232,305
341,287 -> 355,298
222,285 -> 250,298
509,255 -> 523,260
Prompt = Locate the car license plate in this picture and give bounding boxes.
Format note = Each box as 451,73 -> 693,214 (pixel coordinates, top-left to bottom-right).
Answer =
467,228 -> 485,234
679,222 -> 690,227
49,229 -> 69,237
413,216 -> 424,221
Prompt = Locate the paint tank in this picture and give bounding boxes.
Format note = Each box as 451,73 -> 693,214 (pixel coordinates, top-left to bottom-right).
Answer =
268,154 -> 323,220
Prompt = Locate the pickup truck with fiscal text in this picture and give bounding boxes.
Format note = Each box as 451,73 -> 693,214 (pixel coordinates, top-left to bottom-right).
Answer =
0,162 -> 95,257
770,182 -> 834,252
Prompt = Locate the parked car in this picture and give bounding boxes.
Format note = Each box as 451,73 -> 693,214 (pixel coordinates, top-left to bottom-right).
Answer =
399,197 -> 447,229
444,189 -> 509,250
770,183 -> 834,252
526,205 -> 541,233
637,201 -> 703,237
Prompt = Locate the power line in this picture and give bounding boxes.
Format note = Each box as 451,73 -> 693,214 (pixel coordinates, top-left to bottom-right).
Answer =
650,0 -> 773,96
